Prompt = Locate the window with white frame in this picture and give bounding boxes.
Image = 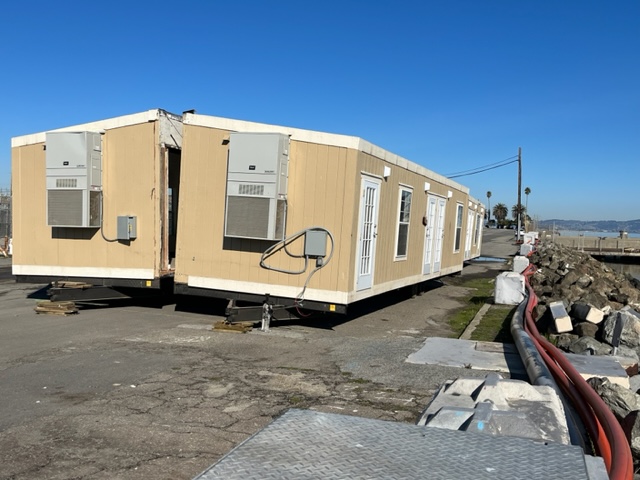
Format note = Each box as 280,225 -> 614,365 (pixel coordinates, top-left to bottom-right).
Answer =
454,203 -> 464,252
474,213 -> 481,245
395,187 -> 413,258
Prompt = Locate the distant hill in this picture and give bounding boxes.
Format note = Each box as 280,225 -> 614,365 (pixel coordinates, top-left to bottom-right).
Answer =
540,219 -> 640,234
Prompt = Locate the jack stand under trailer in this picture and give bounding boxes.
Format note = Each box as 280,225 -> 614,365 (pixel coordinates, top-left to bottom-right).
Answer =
261,301 -> 273,332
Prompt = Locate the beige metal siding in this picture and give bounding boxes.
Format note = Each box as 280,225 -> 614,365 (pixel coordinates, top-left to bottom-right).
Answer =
11,122 -> 160,275
174,125 -> 358,293
175,126 -> 474,301
12,143 -> 47,267
356,152 -> 468,286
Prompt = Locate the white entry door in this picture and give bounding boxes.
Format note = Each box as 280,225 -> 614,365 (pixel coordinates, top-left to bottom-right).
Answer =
423,195 -> 437,275
464,209 -> 474,259
356,178 -> 380,291
433,197 -> 446,273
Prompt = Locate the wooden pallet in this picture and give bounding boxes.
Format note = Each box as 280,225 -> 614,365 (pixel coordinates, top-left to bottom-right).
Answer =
51,281 -> 93,290
212,320 -> 254,333
35,300 -> 78,316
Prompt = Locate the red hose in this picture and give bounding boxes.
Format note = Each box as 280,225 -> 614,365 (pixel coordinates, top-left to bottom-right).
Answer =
521,264 -> 633,480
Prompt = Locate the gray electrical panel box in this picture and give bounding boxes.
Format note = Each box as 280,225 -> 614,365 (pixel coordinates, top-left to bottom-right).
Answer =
46,131 -> 102,228
304,231 -> 328,257
117,216 -> 137,240
224,133 -> 289,240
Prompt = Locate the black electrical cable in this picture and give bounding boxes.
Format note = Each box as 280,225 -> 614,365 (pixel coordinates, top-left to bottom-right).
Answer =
445,156 -> 519,178
448,158 -> 519,179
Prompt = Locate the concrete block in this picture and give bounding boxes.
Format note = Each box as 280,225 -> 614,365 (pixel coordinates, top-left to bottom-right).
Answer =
549,301 -> 573,333
494,272 -> 525,305
519,243 -> 534,256
406,338 -> 526,376
523,233 -> 536,245
417,373 -> 570,444
565,352 -> 630,388
512,255 -> 530,274
571,303 -> 604,324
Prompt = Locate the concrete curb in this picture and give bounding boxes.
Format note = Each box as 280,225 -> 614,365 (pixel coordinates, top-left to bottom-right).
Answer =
459,303 -> 492,340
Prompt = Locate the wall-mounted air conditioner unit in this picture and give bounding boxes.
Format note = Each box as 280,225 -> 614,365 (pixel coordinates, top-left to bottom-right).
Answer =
224,132 -> 289,240
46,131 -> 102,228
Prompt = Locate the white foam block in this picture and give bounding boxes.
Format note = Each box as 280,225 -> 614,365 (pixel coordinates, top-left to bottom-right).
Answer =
519,243 -> 534,256
550,301 -> 573,333
494,272 -> 525,305
513,255 -> 530,274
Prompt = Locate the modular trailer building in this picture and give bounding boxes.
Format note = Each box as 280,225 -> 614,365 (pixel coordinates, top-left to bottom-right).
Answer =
173,113 -> 484,313
11,109 -> 183,290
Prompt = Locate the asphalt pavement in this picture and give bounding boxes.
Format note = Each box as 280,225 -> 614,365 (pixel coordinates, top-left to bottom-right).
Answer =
0,229 -> 518,479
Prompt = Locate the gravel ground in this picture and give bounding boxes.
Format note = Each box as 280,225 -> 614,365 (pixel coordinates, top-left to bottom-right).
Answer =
0,229 -> 517,479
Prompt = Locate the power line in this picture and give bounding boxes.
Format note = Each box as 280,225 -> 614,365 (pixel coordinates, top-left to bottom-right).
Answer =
445,155 -> 518,177
446,157 -> 519,179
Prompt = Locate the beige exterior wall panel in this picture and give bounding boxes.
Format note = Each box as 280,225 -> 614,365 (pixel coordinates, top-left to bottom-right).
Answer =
356,152 -> 469,287
175,117 -> 476,304
12,122 -> 160,277
174,125 -> 225,282
12,144 -> 48,267
175,125 -> 358,294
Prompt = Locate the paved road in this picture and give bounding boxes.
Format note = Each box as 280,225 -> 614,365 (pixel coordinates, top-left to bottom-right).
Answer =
480,228 -> 520,259
0,231 -> 517,479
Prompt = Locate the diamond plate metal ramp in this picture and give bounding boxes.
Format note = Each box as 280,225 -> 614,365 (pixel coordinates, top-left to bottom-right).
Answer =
194,409 -> 590,480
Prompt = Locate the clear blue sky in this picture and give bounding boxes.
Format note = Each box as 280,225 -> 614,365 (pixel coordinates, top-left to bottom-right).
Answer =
1,1 -> 638,221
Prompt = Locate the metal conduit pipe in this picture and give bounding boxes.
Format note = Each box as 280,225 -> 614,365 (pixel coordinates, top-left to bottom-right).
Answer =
510,295 -> 585,449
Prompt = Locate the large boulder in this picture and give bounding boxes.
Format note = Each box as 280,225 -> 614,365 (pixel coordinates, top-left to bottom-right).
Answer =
551,333 -> 579,351
587,377 -> 640,421
567,336 -> 611,356
573,322 -> 599,339
621,411 -> 640,459
576,274 -> 593,289
616,345 -> 640,364
560,270 -> 581,287
603,310 -> 640,349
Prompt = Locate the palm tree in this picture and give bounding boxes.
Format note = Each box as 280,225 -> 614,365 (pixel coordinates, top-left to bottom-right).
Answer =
486,191 -> 492,223
512,203 -> 526,221
493,203 -> 508,225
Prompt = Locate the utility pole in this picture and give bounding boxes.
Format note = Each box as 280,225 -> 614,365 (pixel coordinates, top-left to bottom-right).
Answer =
517,147 -> 522,242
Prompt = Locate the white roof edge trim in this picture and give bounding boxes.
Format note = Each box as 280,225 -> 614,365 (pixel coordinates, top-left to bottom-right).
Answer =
356,138 -> 468,193
11,109 -> 161,148
184,113 -> 362,149
185,113 -> 468,193
468,195 -> 484,206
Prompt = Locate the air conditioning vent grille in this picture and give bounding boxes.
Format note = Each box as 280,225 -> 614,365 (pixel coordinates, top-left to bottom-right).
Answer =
226,196 -> 270,239
56,178 -> 78,188
48,190 -> 83,227
275,199 -> 286,240
238,184 -> 265,196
